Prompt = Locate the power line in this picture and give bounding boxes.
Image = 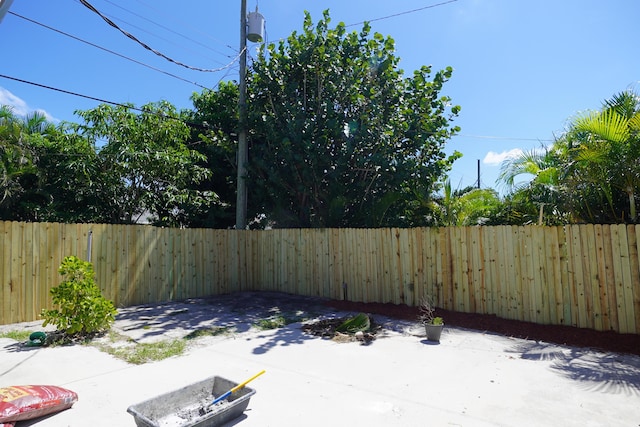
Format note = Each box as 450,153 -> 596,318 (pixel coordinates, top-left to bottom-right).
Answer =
1,73 -> 560,151
0,73 -> 208,130
346,0 -> 459,27
100,0 -> 235,60
132,0 -> 238,54
8,11 -> 210,90
95,9 -> 229,67
78,0 -> 239,73
456,134 -> 554,143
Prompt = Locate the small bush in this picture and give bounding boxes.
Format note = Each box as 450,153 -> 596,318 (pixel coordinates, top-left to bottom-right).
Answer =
41,256 -> 117,337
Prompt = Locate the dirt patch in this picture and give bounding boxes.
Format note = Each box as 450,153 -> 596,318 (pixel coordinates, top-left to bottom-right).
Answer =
301,315 -> 381,344
324,299 -> 640,356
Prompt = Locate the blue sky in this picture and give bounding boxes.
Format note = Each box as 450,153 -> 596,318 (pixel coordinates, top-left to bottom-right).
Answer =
1,0 -> 638,193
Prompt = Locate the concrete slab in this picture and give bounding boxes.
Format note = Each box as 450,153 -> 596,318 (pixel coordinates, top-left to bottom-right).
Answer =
1,292 -> 639,426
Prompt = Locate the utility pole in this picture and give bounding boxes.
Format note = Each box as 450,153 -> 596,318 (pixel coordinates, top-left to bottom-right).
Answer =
235,0 -> 248,229
0,0 -> 15,23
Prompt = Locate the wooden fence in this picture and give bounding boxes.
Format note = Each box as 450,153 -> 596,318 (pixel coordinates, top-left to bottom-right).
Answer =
1,221 -> 639,334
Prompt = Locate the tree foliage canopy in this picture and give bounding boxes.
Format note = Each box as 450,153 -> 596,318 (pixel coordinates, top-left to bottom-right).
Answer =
245,11 -> 461,227
497,89 -> 640,224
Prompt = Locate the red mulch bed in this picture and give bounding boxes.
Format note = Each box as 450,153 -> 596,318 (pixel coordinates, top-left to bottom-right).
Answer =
324,299 -> 640,356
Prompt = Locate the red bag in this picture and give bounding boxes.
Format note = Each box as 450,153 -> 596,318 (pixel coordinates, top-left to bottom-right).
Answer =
0,385 -> 77,423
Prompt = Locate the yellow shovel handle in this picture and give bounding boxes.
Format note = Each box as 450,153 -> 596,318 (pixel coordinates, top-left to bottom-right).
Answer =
230,370 -> 266,393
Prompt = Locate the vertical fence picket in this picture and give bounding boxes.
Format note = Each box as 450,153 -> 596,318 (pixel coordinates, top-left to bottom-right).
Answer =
2,221 -> 640,335
616,224 -> 636,334
631,225 -> 640,334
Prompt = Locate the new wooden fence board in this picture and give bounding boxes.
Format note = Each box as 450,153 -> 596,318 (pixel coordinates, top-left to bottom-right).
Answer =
410,228 -> 425,306
467,227 -> 477,313
347,228 -> 362,302
515,226 -> 529,322
418,228 -> 432,302
40,222 -> 54,316
577,225 -> 593,329
448,227 -> 462,312
593,225 -> 610,330
547,227 -> 564,326
1,222 -> 9,323
530,226 -> 546,324
318,229 -> 330,298
565,225 -> 581,327
22,222 -> 34,321
626,225 -> 640,334
482,226 -> 496,315
494,226 -> 507,319
10,222 -> 24,322
609,225 -> 628,333
457,227 -> 470,313
592,224 -> 606,330
582,224 -> 601,330
615,224 -> 636,334
510,226 -> 524,321
631,225 -> 640,334
2,221 -> 640,335
397,228 -> 412,305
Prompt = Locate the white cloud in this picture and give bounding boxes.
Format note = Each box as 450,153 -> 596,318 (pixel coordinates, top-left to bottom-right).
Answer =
483,148 -> 523,166
0,87 -> 57,122
0,87 -> 29,116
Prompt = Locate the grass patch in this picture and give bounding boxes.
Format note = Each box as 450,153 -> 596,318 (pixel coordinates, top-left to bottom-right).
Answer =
254,311 -> 313,330
0,330 -> 32,342
97,338 -> 186,365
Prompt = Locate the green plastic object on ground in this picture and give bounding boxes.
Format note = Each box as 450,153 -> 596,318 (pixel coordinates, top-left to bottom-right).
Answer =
26,332 -> 46,347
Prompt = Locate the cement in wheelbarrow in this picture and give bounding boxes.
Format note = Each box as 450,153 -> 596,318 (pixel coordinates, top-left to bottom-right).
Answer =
127,376 -> 255,427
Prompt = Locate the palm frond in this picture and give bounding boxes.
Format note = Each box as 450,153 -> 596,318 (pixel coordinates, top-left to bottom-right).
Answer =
573,110 -> 629,143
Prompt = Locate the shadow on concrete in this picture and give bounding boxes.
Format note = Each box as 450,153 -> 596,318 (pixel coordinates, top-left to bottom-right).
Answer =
113,291 -> 331,345
1,340 -> 43,353
506,341 -> 640,396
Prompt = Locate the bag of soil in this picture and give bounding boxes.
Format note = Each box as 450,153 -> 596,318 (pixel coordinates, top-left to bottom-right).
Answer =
0,385 -> 77,423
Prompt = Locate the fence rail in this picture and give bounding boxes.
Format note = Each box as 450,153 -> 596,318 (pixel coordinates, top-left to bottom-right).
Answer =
1,221 -> 639,334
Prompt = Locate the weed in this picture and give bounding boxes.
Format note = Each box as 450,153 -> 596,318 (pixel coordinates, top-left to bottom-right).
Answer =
254,311 -> 313,330
0,330 -> 32,342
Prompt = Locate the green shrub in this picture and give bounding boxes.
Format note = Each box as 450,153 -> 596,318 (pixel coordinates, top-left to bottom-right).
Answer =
41,256 -> 117,337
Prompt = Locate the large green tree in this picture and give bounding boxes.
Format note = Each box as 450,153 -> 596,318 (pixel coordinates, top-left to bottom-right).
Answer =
244,11 -> 461,228
186,82 -> 240,228
74,101 -> 216,226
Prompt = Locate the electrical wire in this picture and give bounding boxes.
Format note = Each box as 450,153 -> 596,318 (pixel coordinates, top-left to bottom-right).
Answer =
457,134 -> 554,143
100,0 -> 235,60
78,0 -> 240,72
133,0 -> 238,53
8,11 -> 210,90
94,9 -> 230,67
0,73 -> 209,130
346,0 -> 459,27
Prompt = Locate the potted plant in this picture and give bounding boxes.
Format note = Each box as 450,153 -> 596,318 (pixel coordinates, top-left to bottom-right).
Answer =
418,297 -> 444,342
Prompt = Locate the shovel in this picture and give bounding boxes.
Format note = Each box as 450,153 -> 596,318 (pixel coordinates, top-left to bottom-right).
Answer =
199,370 -> 265,415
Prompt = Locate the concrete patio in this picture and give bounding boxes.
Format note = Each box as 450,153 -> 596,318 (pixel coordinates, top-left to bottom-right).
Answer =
1,292 -> 639,426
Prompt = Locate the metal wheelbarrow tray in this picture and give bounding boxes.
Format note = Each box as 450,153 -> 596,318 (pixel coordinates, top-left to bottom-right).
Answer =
127,376 -> 256,427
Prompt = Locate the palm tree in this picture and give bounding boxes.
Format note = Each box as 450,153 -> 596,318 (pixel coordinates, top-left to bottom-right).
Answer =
567,90 -> 640,222
496,145 -> 568,224
0,106 -> 36,205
